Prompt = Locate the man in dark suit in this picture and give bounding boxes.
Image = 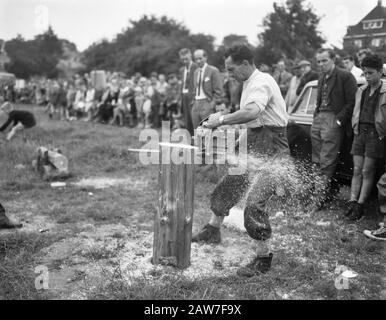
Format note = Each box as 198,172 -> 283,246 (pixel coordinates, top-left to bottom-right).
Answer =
179,48 -> 198,135
296,60 -> 319,96
311,48 -> 357,209
191,49 -> 223,129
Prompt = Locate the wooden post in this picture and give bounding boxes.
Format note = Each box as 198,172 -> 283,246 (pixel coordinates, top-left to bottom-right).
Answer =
153,143 -> 196,269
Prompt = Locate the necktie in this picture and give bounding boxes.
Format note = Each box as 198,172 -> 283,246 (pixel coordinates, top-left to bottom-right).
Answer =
197,68 -> 202,96
183,67 -> 189,92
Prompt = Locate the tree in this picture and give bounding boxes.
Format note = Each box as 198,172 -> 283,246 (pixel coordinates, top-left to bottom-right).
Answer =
5,27 -> 63,78
5,35 -> 39,78
82,15 -> 217,76
256,0 -> 325,66
34,26 -> 63,78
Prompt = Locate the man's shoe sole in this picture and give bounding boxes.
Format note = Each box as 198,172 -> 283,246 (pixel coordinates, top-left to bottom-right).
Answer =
363,230 -> 386,241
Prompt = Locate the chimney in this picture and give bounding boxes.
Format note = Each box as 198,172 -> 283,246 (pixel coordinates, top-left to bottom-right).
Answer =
378,0 -> 383,7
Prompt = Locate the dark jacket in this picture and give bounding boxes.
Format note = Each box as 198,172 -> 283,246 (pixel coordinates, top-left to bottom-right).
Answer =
179,62 -> 198,99
193,64 -> 223,104
296,70 -> 319,96
315,67 -> 357,126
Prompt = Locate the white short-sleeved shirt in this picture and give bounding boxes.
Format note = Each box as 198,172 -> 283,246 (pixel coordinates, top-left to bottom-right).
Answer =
351,65 -> 364,79
240,69 -> 288,128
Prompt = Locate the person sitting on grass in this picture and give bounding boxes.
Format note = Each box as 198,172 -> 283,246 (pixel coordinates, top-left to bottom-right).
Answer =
0,102 -> 36,141
0,203 -> 22,230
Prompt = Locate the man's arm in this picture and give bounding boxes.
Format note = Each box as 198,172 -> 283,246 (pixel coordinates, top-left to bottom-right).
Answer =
221,102 -> 262,125
205,84 -> 270,129
337,72 -> 357,125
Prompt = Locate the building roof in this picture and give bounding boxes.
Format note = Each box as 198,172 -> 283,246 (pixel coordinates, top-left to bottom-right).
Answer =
344,3 -> 386,39
344,3 -> 386,38
362,4 -> 386,21
345,22 -> 386,38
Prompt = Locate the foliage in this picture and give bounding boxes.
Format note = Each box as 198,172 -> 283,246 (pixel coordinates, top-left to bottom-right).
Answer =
82,15 -> 217,76
255,0 -> 325,66
5,27 -> 64,79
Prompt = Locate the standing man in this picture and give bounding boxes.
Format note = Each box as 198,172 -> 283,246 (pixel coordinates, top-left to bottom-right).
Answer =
357,48 -> 373,66
191,49 -> 223,129
273,60 -> 293,98
296,60 -> 319,96
223,73 -> 242,112
192,44 -> 290,277
311,49 -> 357,209
179,49 -> 198,135
343,55 -> 364,79
346,55 -> 386,221
285,64 -> 302,111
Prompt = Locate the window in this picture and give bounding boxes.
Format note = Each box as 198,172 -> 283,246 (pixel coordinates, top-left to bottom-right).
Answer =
363,20 -> 384,30
290,85 -> 318,116
354,39 -> 363,48
371,38 -> 382,47
292,87 -> 311,115
307,88 -> 318,114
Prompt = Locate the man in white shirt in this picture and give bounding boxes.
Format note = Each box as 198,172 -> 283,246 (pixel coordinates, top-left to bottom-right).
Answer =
192,44 -> 290,277
343,55 -> 364,79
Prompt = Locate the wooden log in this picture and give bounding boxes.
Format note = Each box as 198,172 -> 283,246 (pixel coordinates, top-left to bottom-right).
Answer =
177,149 -> 195,268
153,143 -> 196,269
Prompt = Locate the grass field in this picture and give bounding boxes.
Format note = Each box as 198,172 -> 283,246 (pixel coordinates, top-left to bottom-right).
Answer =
0,104 -> 385,300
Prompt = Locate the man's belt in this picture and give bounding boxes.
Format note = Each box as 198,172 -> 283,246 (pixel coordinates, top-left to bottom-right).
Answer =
250,126 -> 286,131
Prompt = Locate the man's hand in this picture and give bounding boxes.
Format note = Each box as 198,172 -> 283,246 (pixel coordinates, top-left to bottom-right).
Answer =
203,112 -> 222,129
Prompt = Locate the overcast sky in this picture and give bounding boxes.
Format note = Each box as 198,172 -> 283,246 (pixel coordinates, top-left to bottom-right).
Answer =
0,0 -> 380,51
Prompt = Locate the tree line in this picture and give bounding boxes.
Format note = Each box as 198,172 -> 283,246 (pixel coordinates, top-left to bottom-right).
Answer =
4,0 -> 333,79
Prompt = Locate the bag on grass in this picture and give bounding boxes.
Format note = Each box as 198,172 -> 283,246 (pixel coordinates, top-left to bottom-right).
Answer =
33,146 -> 70,181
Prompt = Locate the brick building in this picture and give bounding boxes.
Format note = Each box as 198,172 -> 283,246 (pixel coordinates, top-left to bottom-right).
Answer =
343,0 -> 386,50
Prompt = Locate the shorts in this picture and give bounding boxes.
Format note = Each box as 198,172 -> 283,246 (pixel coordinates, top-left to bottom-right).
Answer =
351,126 -> 385,159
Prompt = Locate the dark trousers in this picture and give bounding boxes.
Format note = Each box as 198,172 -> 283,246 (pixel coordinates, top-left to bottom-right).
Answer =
191,99 -> 215,129
311,111 -> 344,179
0,203 -> 7,222
181,93 -> 194,135
151,103 -> 160,128
210,126 -> 290,241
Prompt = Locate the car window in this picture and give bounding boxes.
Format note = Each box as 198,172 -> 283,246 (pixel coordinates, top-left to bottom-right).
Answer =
306,87 -> 318,114
292,87 -> 311,115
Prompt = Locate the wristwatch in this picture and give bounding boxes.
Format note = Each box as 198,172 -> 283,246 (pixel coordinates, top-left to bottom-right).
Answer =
219,115 -> 225,126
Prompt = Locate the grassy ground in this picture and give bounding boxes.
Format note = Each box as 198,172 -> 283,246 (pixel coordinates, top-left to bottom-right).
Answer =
0,104 -> 385,300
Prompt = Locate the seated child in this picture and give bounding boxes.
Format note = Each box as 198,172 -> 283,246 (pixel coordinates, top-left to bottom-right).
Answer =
0,102 -> 36,141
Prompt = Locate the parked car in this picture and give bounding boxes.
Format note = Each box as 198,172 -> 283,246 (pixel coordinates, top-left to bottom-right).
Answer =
287,78 -> 385,186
